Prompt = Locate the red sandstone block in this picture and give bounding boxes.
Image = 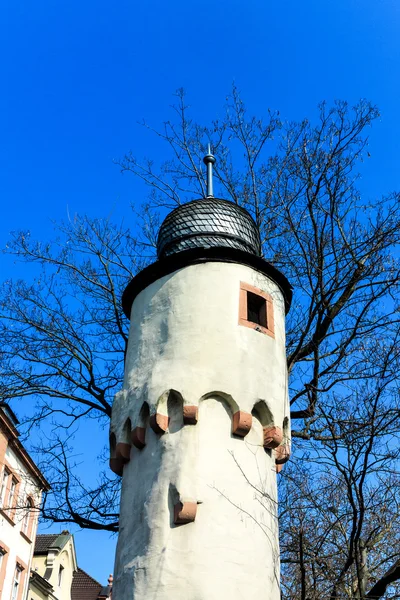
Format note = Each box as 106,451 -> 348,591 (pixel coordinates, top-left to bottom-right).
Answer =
116,442 -> 131,462
131,427 -> 146,449
275,444 -> 290,465
183,405 -> 198,425
150,413 -> 170,434
263,426 -> 283,449
110,457 -> 125,477
174,501 -> 197,525
232,411 -> 252,437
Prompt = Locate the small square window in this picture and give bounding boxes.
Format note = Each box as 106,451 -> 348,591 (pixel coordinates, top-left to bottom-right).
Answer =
247,291 -> 267,328
239,282 -> 274,338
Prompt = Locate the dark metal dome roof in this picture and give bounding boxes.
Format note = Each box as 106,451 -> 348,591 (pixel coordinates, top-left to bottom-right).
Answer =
157,198 -> 261,259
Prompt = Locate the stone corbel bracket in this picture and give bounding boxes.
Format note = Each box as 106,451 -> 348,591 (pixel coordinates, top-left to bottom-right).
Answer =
263,426 -> 283,449
232,410 -> 252,437
173,501 -> 197,525
109,442 -> 131,477
275,444 -> 291,473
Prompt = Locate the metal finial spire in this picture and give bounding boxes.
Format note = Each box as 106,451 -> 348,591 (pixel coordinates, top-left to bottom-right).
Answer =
203,144 -> 216,198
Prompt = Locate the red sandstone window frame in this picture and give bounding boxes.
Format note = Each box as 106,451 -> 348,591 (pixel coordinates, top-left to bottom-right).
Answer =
0,540 -> 10,598
0,468 -> 9,507
20,497 -> 35,542
11,564 -> 22,600
238,282 -> 275,338
8,479 -> 17,514
12,557 -> 27,600
0,462 -> 21,524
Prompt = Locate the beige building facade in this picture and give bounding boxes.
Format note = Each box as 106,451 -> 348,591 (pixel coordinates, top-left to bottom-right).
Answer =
30,533 -> 77,600
0,403 -> 50,600
29,532 -> 112,600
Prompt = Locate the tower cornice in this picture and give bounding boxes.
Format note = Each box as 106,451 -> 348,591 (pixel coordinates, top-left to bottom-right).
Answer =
122,246 -> 293,319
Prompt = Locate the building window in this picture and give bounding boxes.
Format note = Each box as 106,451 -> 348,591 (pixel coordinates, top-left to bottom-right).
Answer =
0,469 -> 9,507
58,565 -> 64,587
0,469 -> 20,521
0,543 -> 9,584
9,479 -> 17,509
247,291 -> 267,328
11,565 -> 22,600
22,498 -> 33,536
238,282 -> 275,338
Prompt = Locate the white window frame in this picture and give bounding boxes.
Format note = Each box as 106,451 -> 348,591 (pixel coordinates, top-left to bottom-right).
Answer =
11,565 -> 22,600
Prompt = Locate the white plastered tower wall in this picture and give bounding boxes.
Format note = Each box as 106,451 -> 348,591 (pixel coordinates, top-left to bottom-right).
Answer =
111,258 -> 291,600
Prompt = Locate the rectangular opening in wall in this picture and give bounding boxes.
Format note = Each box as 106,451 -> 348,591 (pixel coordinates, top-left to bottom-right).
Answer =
247,291 -> 267,328
239,281 -> 275,338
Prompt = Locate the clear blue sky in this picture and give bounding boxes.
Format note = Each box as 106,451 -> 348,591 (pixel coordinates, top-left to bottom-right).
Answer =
1,0 -> 400,584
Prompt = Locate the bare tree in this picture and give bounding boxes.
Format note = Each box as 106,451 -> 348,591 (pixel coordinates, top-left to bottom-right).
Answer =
279,333 -> 400,599
0,217 -> 143,530
1,88 -> 400,596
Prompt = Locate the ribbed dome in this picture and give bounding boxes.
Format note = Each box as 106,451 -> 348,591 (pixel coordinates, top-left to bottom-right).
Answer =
157,198 -> 261,259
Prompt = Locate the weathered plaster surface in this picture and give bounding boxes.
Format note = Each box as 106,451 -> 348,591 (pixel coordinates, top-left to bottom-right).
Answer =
113,398 -> 280,600
112,262 -> 290,440
111,261 -> 289,600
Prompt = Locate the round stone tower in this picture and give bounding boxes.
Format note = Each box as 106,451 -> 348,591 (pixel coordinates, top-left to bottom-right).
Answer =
110,159 -> 292,600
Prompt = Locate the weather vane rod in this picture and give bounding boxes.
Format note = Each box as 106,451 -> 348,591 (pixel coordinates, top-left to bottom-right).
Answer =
203,144 -> 216,198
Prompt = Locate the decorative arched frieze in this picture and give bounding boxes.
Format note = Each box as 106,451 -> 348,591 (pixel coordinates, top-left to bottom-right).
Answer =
131,402 -> 150,449
149,389 -> 186,433
200,392 -> 252,438
167,389 -> 184,433
252,400 -> 274,427
109,431 -> 131,476
149,390 -> 171,434
252,400 -> 282,449
121,418 -> 132,445
131,427 -> 146,449
109,432 -> 121,476
116,442 -> 131,462
201,391 -> 239,414
149,412 -> 169,434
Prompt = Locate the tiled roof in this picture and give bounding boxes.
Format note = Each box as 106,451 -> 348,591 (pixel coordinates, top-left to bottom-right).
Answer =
71,568 -> 105,600
34,534 -> 59,554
